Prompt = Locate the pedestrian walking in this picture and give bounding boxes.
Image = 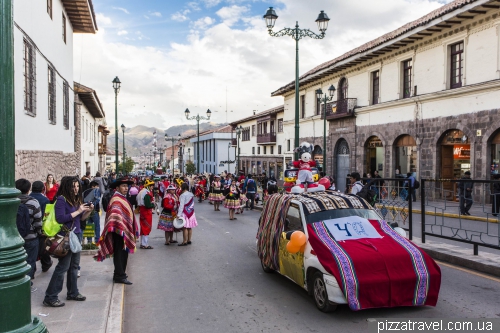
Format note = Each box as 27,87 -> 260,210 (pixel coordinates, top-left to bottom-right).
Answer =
43,176 -> 93,307
29,180 -> 53,273
224,180 -> 241,220
243,174 -> 256,210
44,174 -> 59,203
349,172 -> 363,195
492,174 -> 500,216
127,179 -> 140,210
177,182 -> 198,246
94,172 -> 107,193
15,179 -> 42,292
137,179 -> 155,249
208,175 -> 224,211
404,172 -> 417,202
95,177 -> 138,285
158,184 -> 179,245
459,171 -> 473,215
82,181 -> 101,244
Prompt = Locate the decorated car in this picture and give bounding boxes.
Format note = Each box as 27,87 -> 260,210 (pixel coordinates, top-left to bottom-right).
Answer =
256,190 -> 441,312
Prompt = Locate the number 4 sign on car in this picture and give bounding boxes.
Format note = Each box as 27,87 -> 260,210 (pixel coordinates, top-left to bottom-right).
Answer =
323,217 -> 382,241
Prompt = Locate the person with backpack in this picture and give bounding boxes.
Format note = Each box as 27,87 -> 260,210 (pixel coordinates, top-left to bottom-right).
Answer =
30,181 -> 53,273
81,172 -> 91,192
15,179 -> 42,292
349,172 -> 364,195
404,172 -> 417,202
243,174 -> 257,210
83,181 -> 102,244
458,171 -> 473,215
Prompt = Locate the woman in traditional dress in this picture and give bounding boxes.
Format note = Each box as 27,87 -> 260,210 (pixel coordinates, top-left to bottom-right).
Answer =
208,175 -> 224,211
137,179 -> 155,249
236,181 -> 247,215
158,184 -> 179,245
195,176 -> 205,202
224,180 -> 241,220
177,182 -> 198,246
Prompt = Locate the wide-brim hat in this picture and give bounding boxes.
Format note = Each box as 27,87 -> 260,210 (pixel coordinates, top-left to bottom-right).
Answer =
214,175 -> 221,178
166,184 -> 176,191
110,177 -> 134,189
173,216 -> 186,229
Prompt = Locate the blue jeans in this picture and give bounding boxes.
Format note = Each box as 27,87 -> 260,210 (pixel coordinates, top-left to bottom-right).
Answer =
86,212 -> 100,243
44,250 -> 81,302
24,238 -> 38,279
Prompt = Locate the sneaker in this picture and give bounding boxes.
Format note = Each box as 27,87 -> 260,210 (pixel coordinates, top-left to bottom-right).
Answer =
67,294 -> 86,301
43,299 -> 65,307
31,286 -> 37,293
77,270 -> 81,278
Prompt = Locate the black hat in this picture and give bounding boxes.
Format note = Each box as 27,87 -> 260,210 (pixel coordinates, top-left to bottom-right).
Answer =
464,171 -> 471,175
32,181 -> 44,192
110,177 -> 134,189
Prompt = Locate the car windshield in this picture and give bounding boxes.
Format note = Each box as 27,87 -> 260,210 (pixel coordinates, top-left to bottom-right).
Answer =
305,209 -> 381,224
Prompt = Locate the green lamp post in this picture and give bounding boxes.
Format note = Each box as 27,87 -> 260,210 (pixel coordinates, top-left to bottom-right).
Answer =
165,133 -> 181,173
185,108 -> 211,173
316,85 -> 336,175
112,76 -> 121,174
121,124 -> 126,175
263,7 -> 330,158
0,0 -> 47,332
235,125 -> 243,173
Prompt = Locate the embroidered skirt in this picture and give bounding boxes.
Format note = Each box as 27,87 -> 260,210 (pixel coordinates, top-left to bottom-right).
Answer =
157,209 -> 179,232
208,192 -> 225,202
224,198 -> 241,209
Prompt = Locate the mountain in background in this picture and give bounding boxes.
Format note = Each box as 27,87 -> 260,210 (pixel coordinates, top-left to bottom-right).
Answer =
107,123 -> 226,157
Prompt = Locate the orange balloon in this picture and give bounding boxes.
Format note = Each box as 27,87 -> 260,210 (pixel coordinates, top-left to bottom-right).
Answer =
286,241 -> 300,254
299,243 -> 306,253
291,231 -> 307,247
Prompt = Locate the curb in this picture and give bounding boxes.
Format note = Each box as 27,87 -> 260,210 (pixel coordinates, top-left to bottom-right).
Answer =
105,282 -> 124,333
81,249 -> 98,256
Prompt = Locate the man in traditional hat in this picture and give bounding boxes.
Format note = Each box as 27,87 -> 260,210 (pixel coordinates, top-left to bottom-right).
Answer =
137,179 -> 155,249
95,177 -> 138,285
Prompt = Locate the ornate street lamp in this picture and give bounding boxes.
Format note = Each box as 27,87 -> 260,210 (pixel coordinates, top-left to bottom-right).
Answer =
185,108 -> 211,173
316,85 -> 335,174
165,132 -> 181,174
112,76 -> 121,173
0,1 -> 48,331
121,124 -> 126,175
178,142 -> 184,174
235,125 -> 243,173
264,7 -> 330,158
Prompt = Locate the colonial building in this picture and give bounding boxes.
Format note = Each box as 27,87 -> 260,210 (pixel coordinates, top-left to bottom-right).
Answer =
230,106 -> 288,179
189,125 -> 236,174
74,82 -> 107,176
271,0 -> 500,193
14,0 -> 97,180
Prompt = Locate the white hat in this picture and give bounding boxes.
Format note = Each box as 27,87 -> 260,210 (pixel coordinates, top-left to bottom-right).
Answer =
173,216 -> 186,229
166,184 -> 176,191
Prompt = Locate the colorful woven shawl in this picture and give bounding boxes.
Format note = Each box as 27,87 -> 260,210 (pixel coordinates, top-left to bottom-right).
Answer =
94,193 -> 139,262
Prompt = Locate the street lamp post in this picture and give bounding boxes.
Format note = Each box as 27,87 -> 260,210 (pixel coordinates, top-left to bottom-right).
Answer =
188,148 -> 191,163
165,133 -> 181,174
178,142 -> 184,174
235,125 -> 243,173
263,7 -> 330,158
121,124 -> 126,175
112,76 -> 121,173
316,85 -> 336,175
0,1 -> 48,331
227,142 -> 232,173
185,108 -> 211,173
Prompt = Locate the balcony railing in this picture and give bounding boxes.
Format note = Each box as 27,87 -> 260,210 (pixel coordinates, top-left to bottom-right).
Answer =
257,132 -> 276,144
321,98 -> 357,120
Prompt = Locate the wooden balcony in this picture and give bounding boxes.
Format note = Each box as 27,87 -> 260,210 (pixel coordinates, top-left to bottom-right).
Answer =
257,132 -> 276,144
321,98 -> 357,120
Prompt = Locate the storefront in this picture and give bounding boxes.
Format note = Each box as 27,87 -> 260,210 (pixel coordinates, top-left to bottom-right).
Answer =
394,135 -> 417,176
269,162 -> 276,178
439,129 -> 470,199
277,161 -> 284,180
365,136 -> 384,176
491,131 -> 500,175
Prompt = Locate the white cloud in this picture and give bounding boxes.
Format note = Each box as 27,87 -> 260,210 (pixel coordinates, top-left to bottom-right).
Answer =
187,2 -> 201,11
96,13 -> 112,26
171,12 -> 189,22
150,12 -> 162,18
117,30 -> 128,36
76,0 -> 455,128
202,0 -> 222,8
192,17 -> 216,30
112,7 -> 130,14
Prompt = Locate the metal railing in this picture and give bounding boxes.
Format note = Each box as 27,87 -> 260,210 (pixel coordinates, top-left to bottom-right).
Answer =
322,98 -> 357,120
420,178 -> 500,255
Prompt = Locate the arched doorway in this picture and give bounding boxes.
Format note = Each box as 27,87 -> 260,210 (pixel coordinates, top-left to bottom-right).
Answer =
313,145 -> 323,171
335,139 -> 350,193
365,136 -> 384,176
490,130 -> 500,176
394,135 -> 417,176
439,129 -> 470,199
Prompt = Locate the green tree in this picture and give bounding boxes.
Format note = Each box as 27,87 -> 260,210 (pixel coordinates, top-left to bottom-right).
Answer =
118,157 -> 135,174
185,161 -> 196,174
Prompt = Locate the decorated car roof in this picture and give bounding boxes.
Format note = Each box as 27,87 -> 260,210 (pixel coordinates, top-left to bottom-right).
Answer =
290,190 -> 372,216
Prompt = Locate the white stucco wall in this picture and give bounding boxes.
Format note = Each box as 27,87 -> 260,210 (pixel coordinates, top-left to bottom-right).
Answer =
14,0 -> 75,152
190,133 -> 235,174
80,104 -> 103,176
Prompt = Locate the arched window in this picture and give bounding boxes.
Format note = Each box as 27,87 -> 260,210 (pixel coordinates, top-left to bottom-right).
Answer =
338,77 -> 348,101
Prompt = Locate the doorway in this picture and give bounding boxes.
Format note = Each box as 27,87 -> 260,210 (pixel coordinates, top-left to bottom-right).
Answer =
335,139 -> 350,193
365,136 -> 384,176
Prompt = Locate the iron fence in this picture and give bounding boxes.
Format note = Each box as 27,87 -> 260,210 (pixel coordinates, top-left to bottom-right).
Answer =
420,178 -> 500,255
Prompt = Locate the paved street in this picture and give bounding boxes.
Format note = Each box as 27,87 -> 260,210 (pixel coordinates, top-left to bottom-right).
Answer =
123,201 -> 500,333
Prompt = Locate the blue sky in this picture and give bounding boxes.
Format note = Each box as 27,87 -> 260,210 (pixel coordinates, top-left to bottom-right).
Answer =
75,0 -> 454,129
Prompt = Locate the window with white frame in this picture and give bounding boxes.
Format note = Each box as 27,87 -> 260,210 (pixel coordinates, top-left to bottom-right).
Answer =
63,80 -> 69,129
450,41 -> 464,89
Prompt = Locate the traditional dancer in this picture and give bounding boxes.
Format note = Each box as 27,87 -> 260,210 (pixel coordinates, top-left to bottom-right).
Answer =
177,183 -> 198,246
224,180 -> 241,220
195,177 -> 205,202
208,175 -> 224,211
137,179 -> 155,249
158,184 -> 179,245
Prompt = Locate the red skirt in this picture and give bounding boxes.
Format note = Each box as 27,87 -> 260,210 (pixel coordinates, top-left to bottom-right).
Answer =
139,206 -> 153,236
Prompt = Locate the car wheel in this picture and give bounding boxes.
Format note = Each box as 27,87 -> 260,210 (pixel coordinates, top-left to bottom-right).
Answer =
260,259 -> 273,273
312,272 -> 337,313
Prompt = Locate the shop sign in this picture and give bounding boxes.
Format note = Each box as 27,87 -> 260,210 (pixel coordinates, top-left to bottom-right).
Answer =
453,145 -> 470,159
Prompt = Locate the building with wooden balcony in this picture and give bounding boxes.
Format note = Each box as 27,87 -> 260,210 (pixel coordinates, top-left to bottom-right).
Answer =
270,0 -> 500,193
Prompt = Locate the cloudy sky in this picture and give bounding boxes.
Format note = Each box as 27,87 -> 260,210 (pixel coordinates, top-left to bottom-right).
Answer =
74,0 -> 453,129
